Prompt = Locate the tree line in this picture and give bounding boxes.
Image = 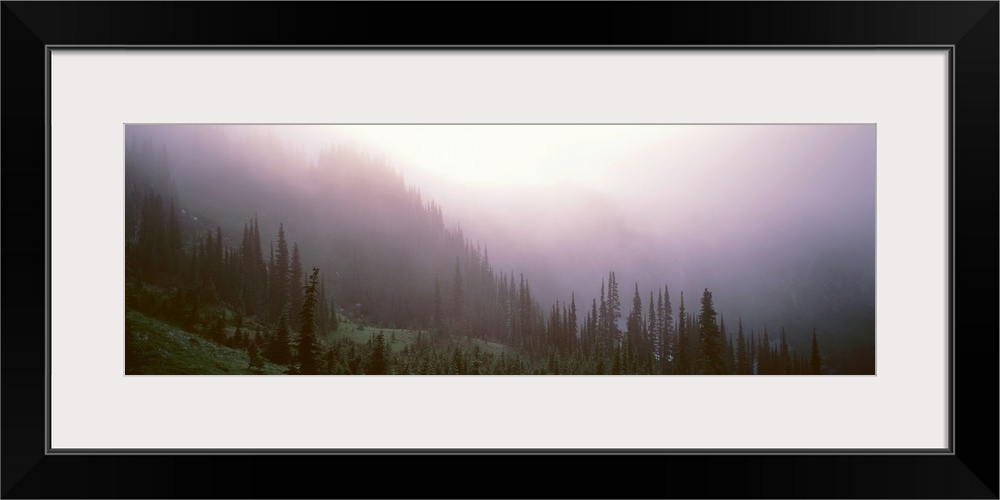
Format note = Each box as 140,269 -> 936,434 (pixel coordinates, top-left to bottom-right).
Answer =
124,136 -> 825,375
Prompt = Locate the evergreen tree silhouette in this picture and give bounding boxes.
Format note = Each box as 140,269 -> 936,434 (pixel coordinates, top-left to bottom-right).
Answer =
265,309 -> 293,366
810,329 -> 822,375
697,288 -> 725,374
297,267 -> 322,375
675,291 -> 690,374
369,332 -> 388,375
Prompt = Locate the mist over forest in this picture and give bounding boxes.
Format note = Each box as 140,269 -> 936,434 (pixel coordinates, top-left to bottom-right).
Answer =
124,124 -> 875,375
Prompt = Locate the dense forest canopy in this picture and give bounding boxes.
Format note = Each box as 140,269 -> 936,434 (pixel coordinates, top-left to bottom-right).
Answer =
124,124 -> 876,375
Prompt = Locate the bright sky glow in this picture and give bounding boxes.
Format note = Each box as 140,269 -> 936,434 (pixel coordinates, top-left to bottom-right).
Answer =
142,123 -> 875,336
250,124 -> 875,252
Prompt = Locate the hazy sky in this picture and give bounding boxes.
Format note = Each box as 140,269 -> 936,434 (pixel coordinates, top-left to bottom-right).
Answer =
236,124 -> 874,244
136,123 -> 875,346
239,124 -> 876,310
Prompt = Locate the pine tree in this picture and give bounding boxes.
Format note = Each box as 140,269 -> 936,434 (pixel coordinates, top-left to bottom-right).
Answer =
231,324 -> 244,348
289,243 -> 304,329
627,283 -> 643,351
270,224 -> 290,321
697,289 -> 726,375
471,344 -> 483,375
265,309 -> 292,366
451,346 -> 465,374
611,345 -> 623,375
267,242 -> 275,314
780,327 -> 790,374
656,289 -> 666,348
598,279 -> 609,349
761,328 -> 771,375
248,337 -> 265,374
209,312 -> 226,345
254,325 -> 268,352
727,333 -> 735,375
719,315 -> 732,374
239,217 -> 265,317
810,329 -> 822,375
297,267 -> 322,375
662,285 -> 673,370
736,318 -> 750,374
595,344 -> 606,375
648,291 -> 658,363
508,271 -> 518,344
608,272 -> 621,343
317,277 -> 329,335
689,314 -> 701,369
568,293 -> 578,346
587,298 -> 598,352
252,216 -> 265,314
369,333 -> 388,375
675,291 -> 689,374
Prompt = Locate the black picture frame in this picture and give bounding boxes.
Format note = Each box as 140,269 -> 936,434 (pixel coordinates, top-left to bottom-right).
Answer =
3,2 -> 996,498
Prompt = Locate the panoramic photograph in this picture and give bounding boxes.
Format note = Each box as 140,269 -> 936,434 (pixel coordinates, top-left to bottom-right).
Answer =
124,124 -> 876,375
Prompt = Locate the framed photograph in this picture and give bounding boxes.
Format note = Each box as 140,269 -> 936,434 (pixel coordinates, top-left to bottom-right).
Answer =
4,2 -> 996,498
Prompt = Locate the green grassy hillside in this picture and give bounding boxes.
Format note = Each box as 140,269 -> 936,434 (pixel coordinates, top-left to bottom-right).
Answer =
125,310 -> 286,375
126,307 -> 522,375
327,321 -> 514,357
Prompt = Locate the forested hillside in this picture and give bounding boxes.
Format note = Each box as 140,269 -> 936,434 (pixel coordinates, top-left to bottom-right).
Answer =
124,126 -> 857,375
